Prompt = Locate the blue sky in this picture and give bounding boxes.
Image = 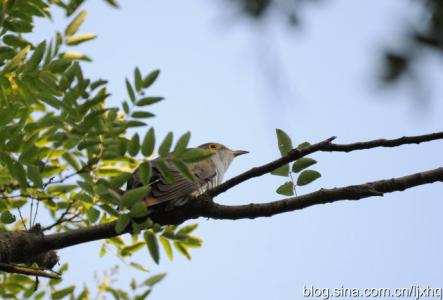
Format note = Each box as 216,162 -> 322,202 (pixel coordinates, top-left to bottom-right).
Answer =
33,0 -> 443,299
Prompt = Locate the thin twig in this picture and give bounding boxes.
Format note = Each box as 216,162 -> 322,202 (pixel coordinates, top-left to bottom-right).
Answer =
322,131 -> 443,152
43,202 -> 82,231
0,263 -> 61,279
32,200 -> 40,227
16,207 -> 27,230
43,158 -> 97,186
29,199 -> 34,229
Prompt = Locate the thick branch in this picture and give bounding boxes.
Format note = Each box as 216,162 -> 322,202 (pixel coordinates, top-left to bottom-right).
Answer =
198,167 -> 443,220
0,225 -> 59,269
1,131 -> 442,270
6,166 -> 442,260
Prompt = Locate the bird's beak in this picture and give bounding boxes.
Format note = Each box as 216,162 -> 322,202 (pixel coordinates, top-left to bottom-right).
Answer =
233,150 -> 249,157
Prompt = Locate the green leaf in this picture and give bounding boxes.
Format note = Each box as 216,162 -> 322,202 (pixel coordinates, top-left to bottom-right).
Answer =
134,67 -> 143,92
173,131 -> 191,155
141,128 -> 155,157
126,78 -> 136,103
276,128 -> 293,156
6,19 -> 33,33
135,290 -> 152,300
121,186 -> 150,208
5,45 -> 30,71
173,241 -> 191,260
159,236 -> 173,260
130,201 -> 149,218
100,204 -> 119,217
142,273 -> 166,287
108,236 -> 125,247
104,0 -> 119,8
127,120 -> 147,128
292,157 -> 317,173
276,181 -> 294,196
177,223 -> 198,235
9,161 -> 27,190
27,165 -> 43,188
51,286 -> 75,299
144,230 -> 160,264
182,236 -> 203,248
159,132 -> 173,157
122,101 -> 130,114
120,241 -> 145,256
90,79 -> 108,90
156,160 -> 175,184
128,133 -> 140,157
99,243 -> 106,257
65,10 -> 87,36
34,291 -> 46,300
66,32 -> 96,45
270,164 -> 289,177
136,97 -> 163,106
297,170 -> 321,186
172,160 -> 194,182
115,214 -> 130,234
3,34 -> 30,48
62,152 -> 81,171
0,211 -> 16,224
181,148 -> 214,163
131,111 -> 155,119
129,262 -> 149,272
62,51 -> 90,61
108,172 -> 131,189
142,70 -> 160,88
297,142 -> 311,150
25,41 -> 46,71
47,184 -> 77,194
138,161 -> 151,185
87,207 -> 100,223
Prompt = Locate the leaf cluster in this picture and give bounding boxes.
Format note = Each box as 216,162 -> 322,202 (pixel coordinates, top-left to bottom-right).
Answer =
271,129 -> 322,196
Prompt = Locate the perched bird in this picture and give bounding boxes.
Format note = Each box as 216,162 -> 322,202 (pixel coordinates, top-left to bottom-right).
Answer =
126,143 -> 248,207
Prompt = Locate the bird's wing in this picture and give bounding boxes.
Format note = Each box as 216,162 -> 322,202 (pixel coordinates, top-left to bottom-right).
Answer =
126,159 -> 216,206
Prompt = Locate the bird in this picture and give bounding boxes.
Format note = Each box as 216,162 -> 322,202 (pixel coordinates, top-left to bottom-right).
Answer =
126,143 -> 248,208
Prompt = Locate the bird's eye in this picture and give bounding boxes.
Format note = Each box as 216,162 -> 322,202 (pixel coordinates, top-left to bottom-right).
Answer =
209,144 -> 217,149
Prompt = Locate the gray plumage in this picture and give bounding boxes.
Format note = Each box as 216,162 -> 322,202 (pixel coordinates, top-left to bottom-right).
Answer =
126,143 -> 248,207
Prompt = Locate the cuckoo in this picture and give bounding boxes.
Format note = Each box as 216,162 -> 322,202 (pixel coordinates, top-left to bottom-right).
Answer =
126,143 -> 248,207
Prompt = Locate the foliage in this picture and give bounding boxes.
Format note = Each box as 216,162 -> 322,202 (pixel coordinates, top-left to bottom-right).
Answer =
0,0 -> 315,298
271,129 -> 321,196
0,264 -> 165,299
0,0 -> 206,298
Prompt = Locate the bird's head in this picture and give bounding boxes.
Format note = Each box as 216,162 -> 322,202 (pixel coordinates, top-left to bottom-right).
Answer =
198,142 -> 248,179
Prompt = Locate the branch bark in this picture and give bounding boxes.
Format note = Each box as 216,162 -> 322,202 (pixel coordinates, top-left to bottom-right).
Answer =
0,131 -> 442,271
198,167 -> 443,220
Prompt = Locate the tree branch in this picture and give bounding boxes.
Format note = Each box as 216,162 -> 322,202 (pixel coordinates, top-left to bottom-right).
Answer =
6,166 -> 441,262
1,131 -> 442,272
0,263 -> 61,279
322,131 -> 443,152
198,167 -> 443,220
209,131 -> 443,197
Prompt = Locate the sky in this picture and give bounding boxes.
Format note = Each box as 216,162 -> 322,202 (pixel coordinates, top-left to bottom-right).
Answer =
31,0 -> 443,299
